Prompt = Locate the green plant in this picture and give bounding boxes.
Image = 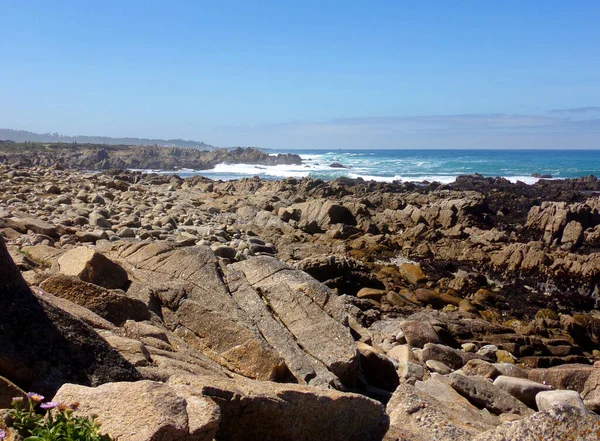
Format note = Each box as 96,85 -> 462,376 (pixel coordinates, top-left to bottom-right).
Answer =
8,393 -> 112,441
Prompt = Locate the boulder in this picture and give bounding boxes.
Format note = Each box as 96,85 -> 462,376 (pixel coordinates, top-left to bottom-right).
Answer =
472,406 -> 600,441
387,345 -> 418,364
535,390 -> 588,412
32,287 -> 117,331
448,373 -> 533,416
97,331 -> 153,367
400,320 -> 441,348
398,263 -> 427,286
55,247 -> 128,289
53,380 -> 220,441
291,200 -> 356,233
40,275 -> 150,325
421,343 -> 481,370
385,383 -> 498,441
414,288 -> 460,308
492,375 -> 552,409
0,235 -> 140,396
20,244 -> 65,266
425,359 -> 452,375
581,369 -> 600,413
169,374 -> 388,441
528,364 -> 595,392
356,287 -> 387,301
462,359 -> 501,380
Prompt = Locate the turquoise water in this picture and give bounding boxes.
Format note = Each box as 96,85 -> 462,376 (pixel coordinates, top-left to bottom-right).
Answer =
162,149 -> 600,183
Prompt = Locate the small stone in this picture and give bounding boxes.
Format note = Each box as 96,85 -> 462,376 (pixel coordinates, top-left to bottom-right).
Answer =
426,359 -> 452,375
462,343 -> 477,353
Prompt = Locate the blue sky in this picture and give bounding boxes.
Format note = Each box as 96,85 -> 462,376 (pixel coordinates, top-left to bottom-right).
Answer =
2,1 -> 600,149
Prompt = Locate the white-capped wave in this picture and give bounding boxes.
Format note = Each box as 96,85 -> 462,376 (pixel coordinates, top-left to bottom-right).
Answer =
132,163 -> 563,186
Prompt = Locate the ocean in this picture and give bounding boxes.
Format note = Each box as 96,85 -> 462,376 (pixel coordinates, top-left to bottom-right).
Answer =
152,149 -> 600,184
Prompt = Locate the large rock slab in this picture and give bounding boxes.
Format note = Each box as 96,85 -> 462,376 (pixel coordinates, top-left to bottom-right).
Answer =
230,256 -> 359,386
53,380 -> 220,441
40,274 -> 150,325
111,242 -> 289,382
112,242 -> 358,387
56,247 -> 128,289
0,236 -> 140,395
169,374 -> 388,441
472,406 -> 600,441
0,215 -> 60,238
225,266 -> 341,387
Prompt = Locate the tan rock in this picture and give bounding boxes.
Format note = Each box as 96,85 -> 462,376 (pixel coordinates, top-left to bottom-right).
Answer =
581,368 -> 600,412
21,244 -> 65,266
398,263 -> 427,286
448,373 -> 534,416
169,374 -> 388,441
53,380 -> 220,441
356,287 -> 387,300
399,320 -> 441,348
55,247 -> 128,289
385,383 -> 498,441
535,390 -> 587,412
528,364 -> 596,393
40,275 -> 149,326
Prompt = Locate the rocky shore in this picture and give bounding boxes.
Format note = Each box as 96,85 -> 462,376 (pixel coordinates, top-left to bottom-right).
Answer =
0,141 -> 302,170
1,160 -> 600,440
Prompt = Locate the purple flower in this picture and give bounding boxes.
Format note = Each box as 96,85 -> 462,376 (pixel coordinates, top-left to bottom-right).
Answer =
0,429 -> 6,439
40,402 -> 59,410
12,396 -> 24,403
27,392 -> 44,402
